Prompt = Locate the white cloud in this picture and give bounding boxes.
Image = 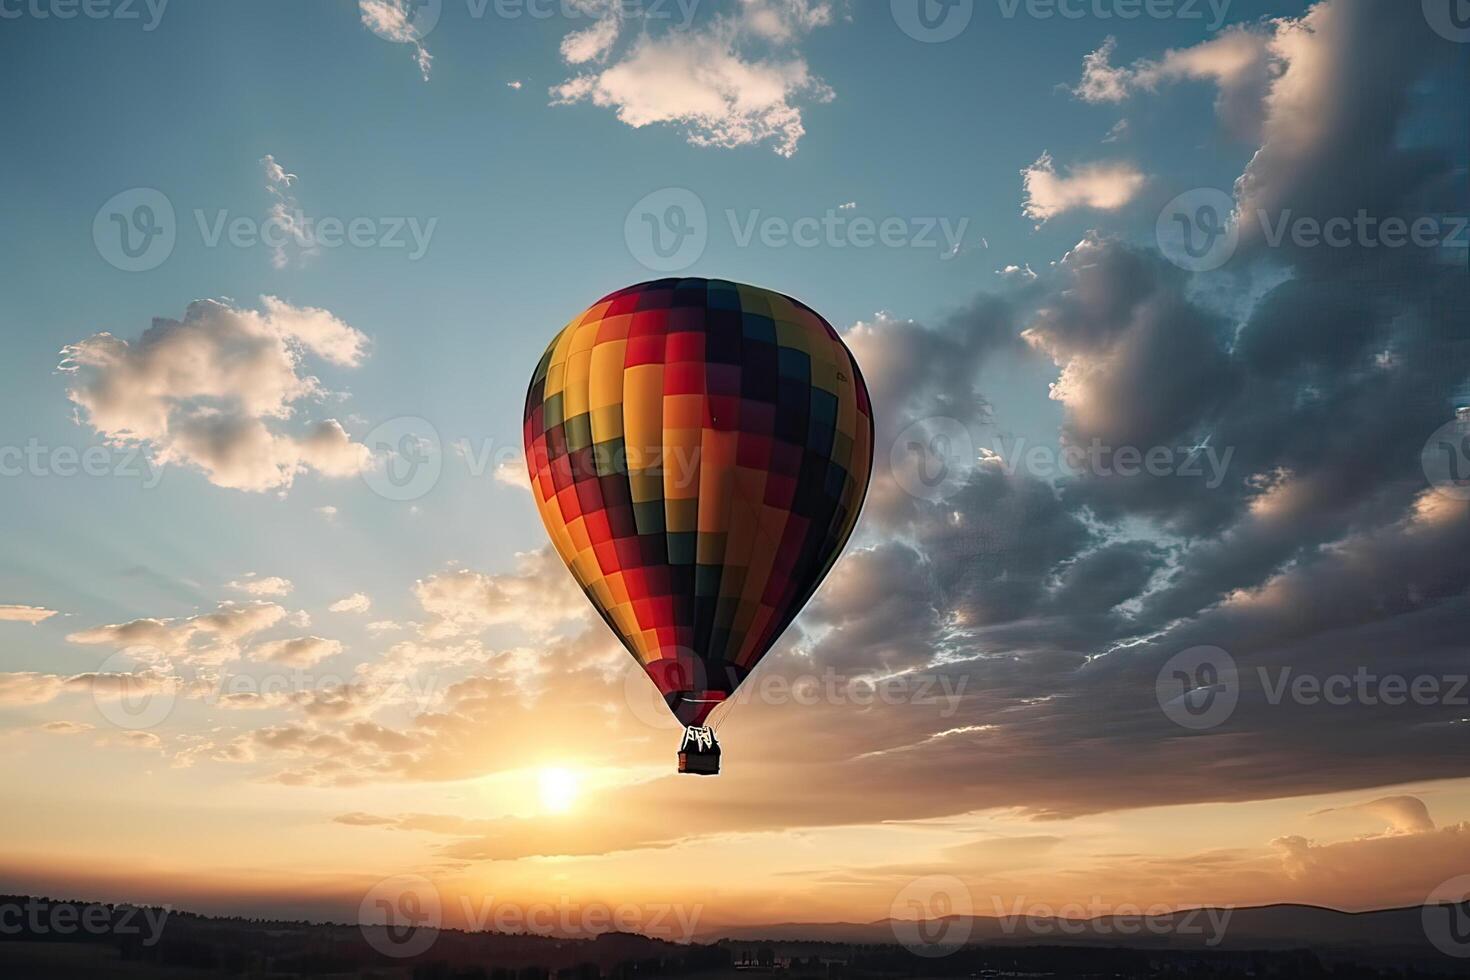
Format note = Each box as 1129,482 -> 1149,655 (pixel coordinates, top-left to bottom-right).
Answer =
67,602 -> 287,666
550,2 -> 836,157
260,154 -> 318,270
61,297 -> 371,493
1021,152 -> 1146,222
249,636 -> 345,667
493,453 -> 530,492
316,505 -> 339,521
228,574 -> 294,598
329,593 -> 373,614
0,605 -> 58,625
359,0 -> 433,81
561,14 -> 621,65
1073,29 -> 1275,140
414,548 -> 586,639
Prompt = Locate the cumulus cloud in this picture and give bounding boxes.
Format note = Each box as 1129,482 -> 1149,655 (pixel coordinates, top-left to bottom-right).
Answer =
1310,795 -> 1436,835
414,548 -> 588,639
66,602 -> 287,666
0,605 -> 58,625
1074,30 -> 1274,138
0,669 -> 177,707
248,636 -> 344,668
61,297 -> 371,493
1021,153 -> 1147,222
228,575 -> 294,598
328,593 -> 372,614
550,1 -> 837,156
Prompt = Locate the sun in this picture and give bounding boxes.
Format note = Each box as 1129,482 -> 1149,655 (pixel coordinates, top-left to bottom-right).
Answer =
538,767 -> 581,814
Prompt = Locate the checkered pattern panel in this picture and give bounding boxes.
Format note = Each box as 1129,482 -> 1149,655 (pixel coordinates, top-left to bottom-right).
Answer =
524,279 -> 874,725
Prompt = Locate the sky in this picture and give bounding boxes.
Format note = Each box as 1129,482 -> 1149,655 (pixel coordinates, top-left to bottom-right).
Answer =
1,0 -> 1469,942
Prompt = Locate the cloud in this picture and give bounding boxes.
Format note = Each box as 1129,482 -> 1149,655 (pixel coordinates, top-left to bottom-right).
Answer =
1021,153 -> 1147,222
39,720 -> 94,735
366,620 -> 403,634
492,453 -> 530,492
61,297 -> 371,493
1310,795 -> 1436,835
1231,0 -> 1450,256
228,575 -> 294,598
260,155 -> 316,270
359,0 -> 433,80
414,549 -> 587,639
1074,30 -> 1274,138
0,673 -> 67,705
0,670 -> 177,707
0,605 -> 58,625
328,593 -> 372,614
67,602 -> 287,666
550,2 -> 836,156
248,636 -> 345,668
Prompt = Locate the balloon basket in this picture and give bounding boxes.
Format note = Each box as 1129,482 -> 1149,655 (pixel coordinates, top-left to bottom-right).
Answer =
677,725 -> 721,776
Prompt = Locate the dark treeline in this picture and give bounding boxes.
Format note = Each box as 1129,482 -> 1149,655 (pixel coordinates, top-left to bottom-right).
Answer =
0,896 -> 1461,979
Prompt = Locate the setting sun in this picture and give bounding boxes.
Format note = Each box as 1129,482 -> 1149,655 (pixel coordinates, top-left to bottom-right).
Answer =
538,767 -> 581,814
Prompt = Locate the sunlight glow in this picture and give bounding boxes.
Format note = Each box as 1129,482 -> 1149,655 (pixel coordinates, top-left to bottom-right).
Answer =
538,767 -> 581,814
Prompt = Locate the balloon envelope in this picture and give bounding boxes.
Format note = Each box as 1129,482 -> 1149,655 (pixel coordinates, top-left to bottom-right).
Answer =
523,279 -> 873,725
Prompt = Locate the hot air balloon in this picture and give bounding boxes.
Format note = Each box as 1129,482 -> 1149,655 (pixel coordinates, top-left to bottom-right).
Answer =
523,279 -> 873,774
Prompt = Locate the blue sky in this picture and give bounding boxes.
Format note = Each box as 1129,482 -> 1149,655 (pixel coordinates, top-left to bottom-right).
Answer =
0,0 -> 1298,645
1,0 -> 1469,928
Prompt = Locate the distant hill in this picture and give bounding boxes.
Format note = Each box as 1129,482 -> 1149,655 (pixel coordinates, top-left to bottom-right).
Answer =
1,893 -> 1467,978
701,900 -> 1470,969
